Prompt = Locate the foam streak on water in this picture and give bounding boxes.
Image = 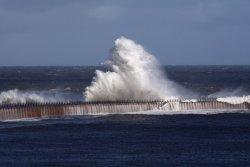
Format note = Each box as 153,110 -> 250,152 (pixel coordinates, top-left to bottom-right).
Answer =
125,109 -> 250,115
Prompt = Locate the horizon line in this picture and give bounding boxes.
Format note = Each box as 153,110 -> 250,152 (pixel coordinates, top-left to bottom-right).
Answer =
0,64 -> 250,68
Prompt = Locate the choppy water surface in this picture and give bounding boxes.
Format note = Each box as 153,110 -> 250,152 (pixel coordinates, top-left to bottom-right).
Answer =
0,66 -> 250,100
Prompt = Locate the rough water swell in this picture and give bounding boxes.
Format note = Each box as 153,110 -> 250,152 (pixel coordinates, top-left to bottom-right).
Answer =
0,89 -> 46,104
84,37 -> 181,101
0,89 -> 58,105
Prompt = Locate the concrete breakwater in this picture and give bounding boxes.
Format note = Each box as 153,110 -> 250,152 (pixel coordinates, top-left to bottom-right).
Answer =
0,99 -> 249,121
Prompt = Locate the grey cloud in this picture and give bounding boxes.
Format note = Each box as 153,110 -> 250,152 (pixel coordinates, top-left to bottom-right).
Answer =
87,5 -> 124,20
0,0 -> 249,65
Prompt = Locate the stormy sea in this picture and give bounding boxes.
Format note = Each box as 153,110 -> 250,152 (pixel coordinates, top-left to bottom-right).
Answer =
1,38 -> 250,166
0,65 -> 250,166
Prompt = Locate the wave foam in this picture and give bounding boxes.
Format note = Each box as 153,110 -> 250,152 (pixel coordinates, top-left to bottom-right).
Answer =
0,89 -> 56,104
84,36 -> 182,101
217,95 -> 250,104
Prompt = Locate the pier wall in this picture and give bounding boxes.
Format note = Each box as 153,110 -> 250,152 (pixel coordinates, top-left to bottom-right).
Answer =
0,99 -> 249,121
0,101 -> 162,121
161,101 -> 249,111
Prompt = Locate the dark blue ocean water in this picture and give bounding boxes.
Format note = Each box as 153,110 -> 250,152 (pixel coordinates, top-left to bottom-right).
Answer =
1,114 -> 250,166
0,66 -> 250,166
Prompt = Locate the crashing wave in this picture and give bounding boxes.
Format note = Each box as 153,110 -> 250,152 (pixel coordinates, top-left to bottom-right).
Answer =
217,95 -> 250,104
84,36 -> 182,101
0,89 -> 55,104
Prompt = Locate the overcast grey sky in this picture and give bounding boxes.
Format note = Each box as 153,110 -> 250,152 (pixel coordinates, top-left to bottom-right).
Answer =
0,0 -> 250,66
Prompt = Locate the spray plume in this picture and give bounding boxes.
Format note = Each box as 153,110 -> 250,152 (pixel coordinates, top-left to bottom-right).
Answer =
84,37 -> 180,101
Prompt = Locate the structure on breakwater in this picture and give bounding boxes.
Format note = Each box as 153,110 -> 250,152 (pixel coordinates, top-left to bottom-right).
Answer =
0,99 -> 249,121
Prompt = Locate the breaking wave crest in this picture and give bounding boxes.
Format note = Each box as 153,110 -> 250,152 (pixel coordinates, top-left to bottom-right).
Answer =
217,95 -> 250,104
0,89 -> 57,104
84,36 -> 183,101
